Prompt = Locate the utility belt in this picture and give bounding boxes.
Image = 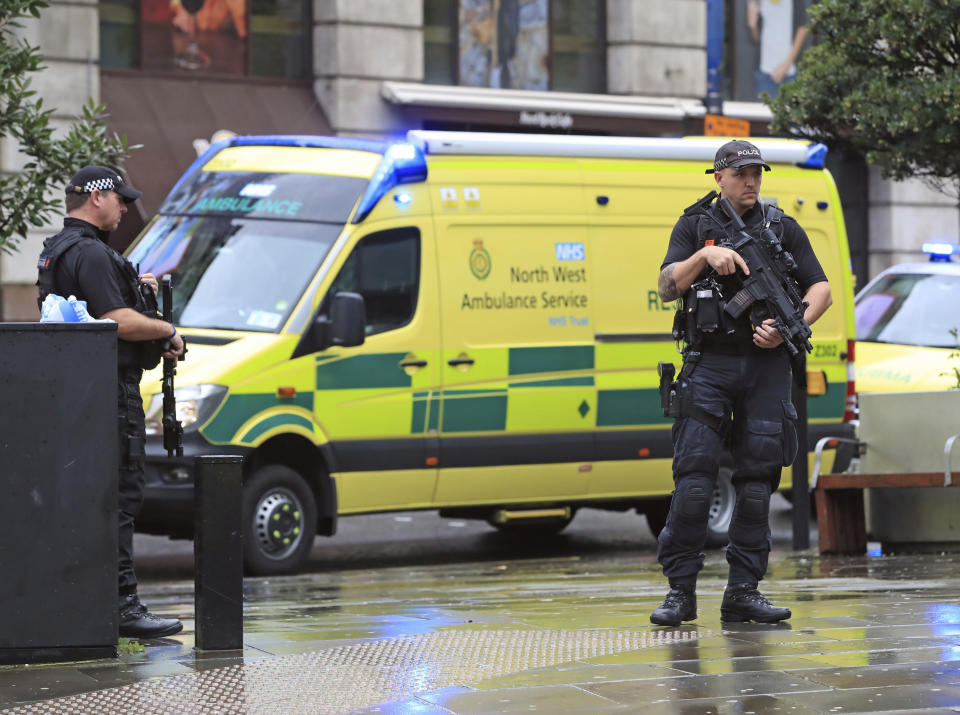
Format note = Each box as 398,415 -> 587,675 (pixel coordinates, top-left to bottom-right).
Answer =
658,354 -> 733,439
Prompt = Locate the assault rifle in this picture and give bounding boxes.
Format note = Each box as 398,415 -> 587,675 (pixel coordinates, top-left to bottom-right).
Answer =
161,274 -> 186,457
715,197 -> 812,357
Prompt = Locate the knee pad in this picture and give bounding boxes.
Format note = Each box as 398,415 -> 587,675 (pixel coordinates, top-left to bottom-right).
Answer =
735,480 -> 771,523
672,475 -> 715,521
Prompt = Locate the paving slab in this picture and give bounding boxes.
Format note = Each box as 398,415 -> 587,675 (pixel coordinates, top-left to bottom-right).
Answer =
3,542 -> 960,713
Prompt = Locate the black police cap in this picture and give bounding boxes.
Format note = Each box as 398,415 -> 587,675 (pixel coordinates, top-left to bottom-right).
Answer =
706,140 -> 772,174
65,166 -> 142,203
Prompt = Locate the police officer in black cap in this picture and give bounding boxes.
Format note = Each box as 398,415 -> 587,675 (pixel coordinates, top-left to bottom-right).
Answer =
652,140 -> 832,626
36,166 -> 185,639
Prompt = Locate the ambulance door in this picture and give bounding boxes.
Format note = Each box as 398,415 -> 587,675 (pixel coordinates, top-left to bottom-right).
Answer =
433,217 -> 595,505
311,222 -> 441,513
585,169 -> 679,499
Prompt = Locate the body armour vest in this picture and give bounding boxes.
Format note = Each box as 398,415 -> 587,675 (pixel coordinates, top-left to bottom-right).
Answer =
36,221 -> 163,370
676,202 -> 787,349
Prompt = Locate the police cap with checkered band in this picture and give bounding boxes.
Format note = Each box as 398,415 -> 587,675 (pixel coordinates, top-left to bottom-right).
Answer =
705,140 -> 772,174
66,166 -> 142,203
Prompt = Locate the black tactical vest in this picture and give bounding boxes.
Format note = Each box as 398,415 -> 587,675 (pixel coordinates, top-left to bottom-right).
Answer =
36,221 -> 163,370
676,201 -> 788,349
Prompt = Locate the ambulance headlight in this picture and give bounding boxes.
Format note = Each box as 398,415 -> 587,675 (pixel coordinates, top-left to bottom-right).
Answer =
145,384 -> 228,435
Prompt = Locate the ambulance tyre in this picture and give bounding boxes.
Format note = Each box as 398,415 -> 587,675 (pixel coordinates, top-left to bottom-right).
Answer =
242,465 -> 317,576
643,464 -> 735,549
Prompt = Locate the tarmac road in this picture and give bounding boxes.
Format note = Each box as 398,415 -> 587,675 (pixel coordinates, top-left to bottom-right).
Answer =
133,494 -> 802,581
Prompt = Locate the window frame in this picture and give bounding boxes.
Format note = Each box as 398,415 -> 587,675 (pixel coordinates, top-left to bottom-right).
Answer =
423,0 -> 606,94
322,226 -> 423,339
98,0 -> 312,80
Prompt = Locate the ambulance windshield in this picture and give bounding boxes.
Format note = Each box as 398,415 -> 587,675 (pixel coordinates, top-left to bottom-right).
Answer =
128,168 -> 369,332
129,214 -> 342,333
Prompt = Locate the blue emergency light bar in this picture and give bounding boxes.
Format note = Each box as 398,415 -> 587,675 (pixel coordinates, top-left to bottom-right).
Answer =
351,143 -> 428,223
922,242 -> 959,262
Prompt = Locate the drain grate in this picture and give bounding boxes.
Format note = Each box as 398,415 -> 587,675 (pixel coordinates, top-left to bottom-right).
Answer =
4,628 -> 708,714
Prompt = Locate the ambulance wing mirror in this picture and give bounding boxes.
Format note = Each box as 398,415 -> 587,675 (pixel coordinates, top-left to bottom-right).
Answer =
313,291 -> 366,350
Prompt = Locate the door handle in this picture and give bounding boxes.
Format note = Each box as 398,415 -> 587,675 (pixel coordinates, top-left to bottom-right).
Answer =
400,359 -> 428,368
447,357 -> 475,367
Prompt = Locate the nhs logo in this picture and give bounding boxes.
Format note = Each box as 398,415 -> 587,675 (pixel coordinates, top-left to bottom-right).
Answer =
555,242 -> 585,261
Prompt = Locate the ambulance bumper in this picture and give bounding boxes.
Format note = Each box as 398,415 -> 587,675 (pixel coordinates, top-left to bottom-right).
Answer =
138,433 -> 252,534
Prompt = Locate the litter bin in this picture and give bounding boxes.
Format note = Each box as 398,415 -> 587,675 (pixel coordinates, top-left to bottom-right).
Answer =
0,323 -> 119,663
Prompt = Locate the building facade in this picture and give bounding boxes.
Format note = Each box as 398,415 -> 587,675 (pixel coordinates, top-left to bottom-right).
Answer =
0,0 -> 956,319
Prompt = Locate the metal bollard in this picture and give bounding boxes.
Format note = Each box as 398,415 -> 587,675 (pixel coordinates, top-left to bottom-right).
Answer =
194,455 -> 244,650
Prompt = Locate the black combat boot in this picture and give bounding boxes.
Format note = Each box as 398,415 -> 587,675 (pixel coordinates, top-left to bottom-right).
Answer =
119,593 -> 184,639
721,583 -> 791,623
650,585 -> 697,626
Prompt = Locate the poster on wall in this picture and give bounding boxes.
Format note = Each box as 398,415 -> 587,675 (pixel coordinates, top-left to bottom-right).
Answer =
141,0 -> 248,74
459,0 -> 549,90
732,0 -> 815,102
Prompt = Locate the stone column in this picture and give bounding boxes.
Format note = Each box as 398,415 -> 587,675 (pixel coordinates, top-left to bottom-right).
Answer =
0,0 -> 99,320
313,0 -> 423,137
606,0 -> 706,99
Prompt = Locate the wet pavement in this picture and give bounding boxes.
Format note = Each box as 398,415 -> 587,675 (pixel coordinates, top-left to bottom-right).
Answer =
4,510 -> 960,713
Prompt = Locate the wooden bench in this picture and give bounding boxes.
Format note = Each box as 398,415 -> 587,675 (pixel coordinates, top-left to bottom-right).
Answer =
811,391 -> 960,555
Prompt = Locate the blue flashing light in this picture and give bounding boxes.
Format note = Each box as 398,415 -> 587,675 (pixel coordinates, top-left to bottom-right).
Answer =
352,143 -> 428,223
799,142 -> 828,169
230,134 -> 387,153
165,134 -> 388,201
394,191 -> 413,207
922,241 -> 958,262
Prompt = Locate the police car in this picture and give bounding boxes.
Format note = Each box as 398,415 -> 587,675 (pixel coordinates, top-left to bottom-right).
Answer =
855,242 -> 960,393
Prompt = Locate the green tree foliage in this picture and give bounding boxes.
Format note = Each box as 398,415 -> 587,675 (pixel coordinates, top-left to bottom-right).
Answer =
0,0 -> 136,253
769,0 -> 960,196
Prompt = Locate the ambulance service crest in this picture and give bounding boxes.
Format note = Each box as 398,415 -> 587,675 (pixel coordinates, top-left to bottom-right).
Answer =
470,240 -> 491,280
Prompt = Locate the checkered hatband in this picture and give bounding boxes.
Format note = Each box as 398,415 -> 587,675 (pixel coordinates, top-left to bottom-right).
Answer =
82,177 -> 116,192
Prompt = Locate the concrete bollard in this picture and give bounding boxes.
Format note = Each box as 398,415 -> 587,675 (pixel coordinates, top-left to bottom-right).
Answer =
194,455 -> 244,650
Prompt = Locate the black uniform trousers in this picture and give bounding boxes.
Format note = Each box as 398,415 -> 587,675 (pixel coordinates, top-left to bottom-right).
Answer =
117,367 -> 146,596
657,348 -> 798,587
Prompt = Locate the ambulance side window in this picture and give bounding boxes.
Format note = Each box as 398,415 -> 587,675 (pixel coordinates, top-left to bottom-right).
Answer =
327,227 -> 420,336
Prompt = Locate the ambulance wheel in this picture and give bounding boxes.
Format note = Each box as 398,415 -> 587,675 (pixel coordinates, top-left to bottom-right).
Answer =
242,465 -> 317,576
643,466 -> 734,549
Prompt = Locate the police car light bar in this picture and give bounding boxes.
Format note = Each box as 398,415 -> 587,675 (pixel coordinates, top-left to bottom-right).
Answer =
406,130 -> 825,168
922,242 -> 959,262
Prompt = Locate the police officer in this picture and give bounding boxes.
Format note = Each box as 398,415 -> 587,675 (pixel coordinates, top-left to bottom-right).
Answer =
652,140 -> 832,625
36,166 -> 185,639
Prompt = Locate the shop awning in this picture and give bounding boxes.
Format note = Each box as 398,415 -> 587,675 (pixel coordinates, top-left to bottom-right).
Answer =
381,81 -> 707,136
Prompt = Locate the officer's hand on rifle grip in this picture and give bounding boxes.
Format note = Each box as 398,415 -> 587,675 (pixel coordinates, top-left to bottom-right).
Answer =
753,318 -> 784,349
702,245 -> 750,277
163,331 -> 184,359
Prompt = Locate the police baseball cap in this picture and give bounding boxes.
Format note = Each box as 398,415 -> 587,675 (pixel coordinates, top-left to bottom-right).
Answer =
705,140 -> 772,174
66,166 -> 142,203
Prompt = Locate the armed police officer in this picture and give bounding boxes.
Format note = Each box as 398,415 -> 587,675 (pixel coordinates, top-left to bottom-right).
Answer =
652,140 -> 832,625
36,166 -> 185,639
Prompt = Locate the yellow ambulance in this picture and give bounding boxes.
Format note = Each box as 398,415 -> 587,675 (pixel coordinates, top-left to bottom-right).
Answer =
129,131 -> 857,574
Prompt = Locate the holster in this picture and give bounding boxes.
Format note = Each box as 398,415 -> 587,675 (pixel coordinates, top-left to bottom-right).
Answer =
658,362 -> 680,418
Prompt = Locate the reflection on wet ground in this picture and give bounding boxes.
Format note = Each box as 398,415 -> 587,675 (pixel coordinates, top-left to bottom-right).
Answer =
4,546 -> 960,712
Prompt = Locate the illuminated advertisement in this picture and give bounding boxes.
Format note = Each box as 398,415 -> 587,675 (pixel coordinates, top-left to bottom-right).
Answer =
141,0 -> 248,74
